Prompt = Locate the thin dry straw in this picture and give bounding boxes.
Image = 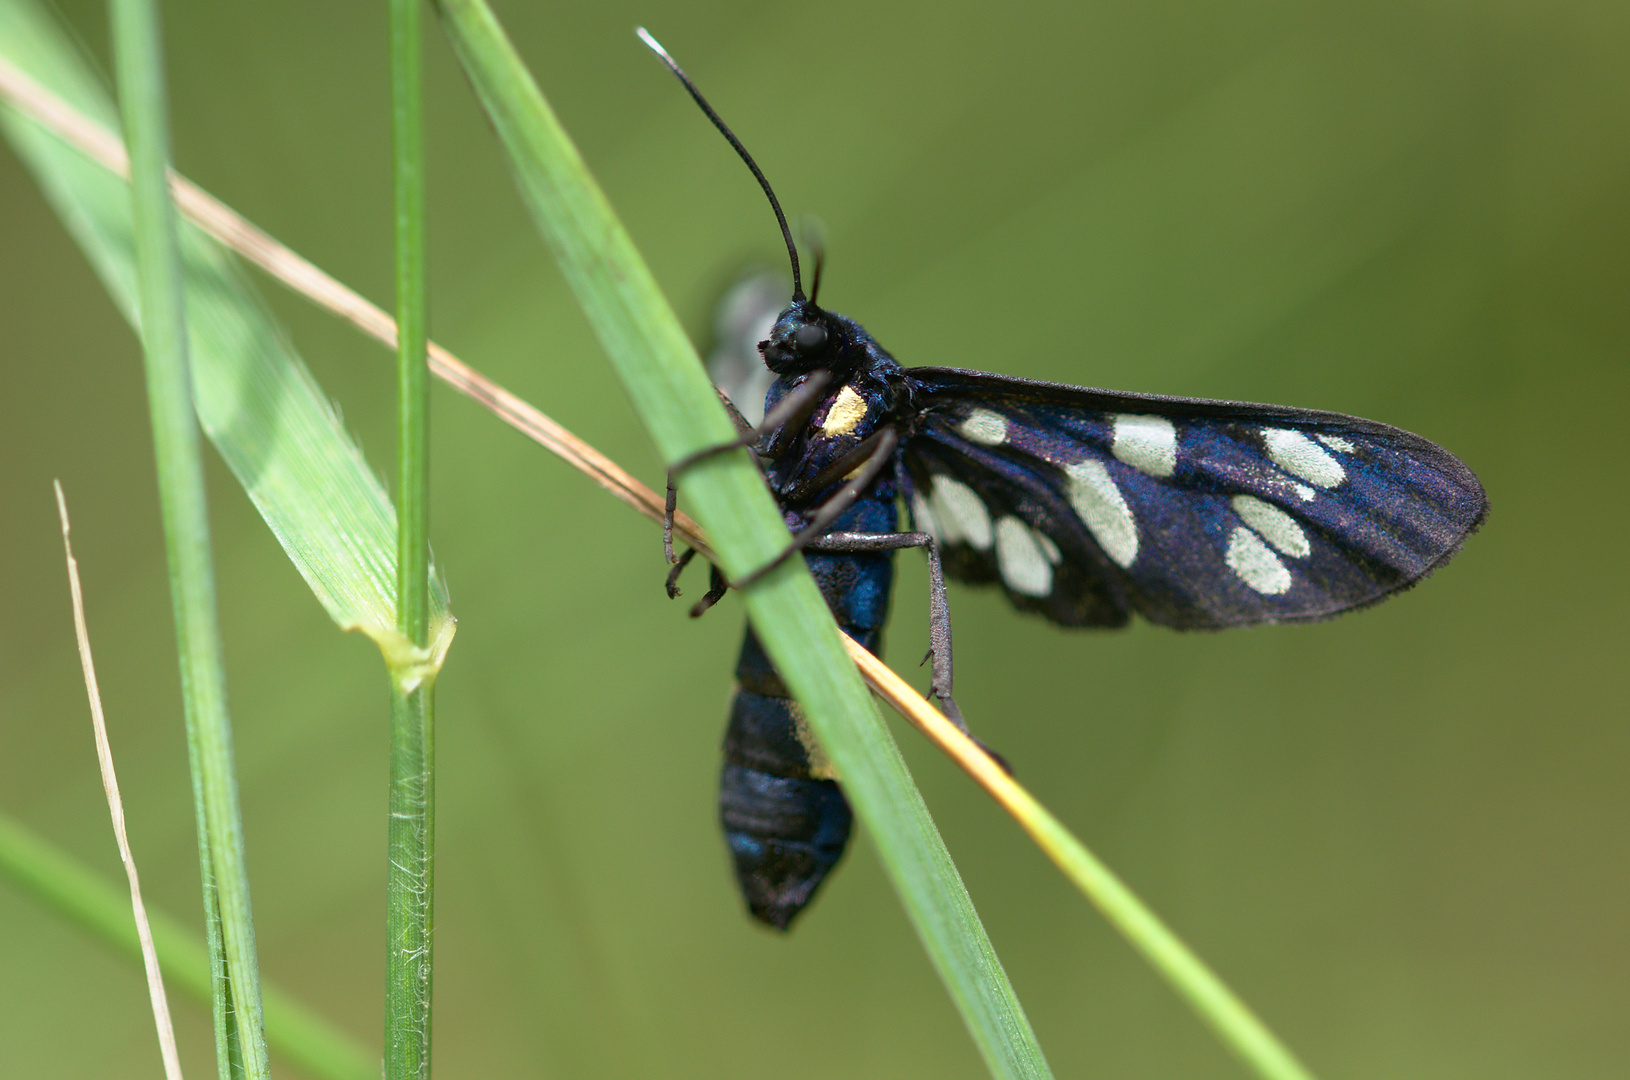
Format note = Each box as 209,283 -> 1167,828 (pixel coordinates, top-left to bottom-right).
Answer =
55,481 -> 184,1080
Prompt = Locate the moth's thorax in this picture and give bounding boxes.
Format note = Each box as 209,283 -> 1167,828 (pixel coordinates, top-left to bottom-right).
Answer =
760,328 -> 910,512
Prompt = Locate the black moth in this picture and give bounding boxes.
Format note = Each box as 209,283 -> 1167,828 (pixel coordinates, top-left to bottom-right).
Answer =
642,30 -> 1488,929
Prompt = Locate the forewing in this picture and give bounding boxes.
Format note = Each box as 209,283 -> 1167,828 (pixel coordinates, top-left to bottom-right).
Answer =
900,368 -> 1487,630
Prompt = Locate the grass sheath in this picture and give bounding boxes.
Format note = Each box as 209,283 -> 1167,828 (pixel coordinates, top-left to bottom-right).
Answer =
385,0 -> 437,1076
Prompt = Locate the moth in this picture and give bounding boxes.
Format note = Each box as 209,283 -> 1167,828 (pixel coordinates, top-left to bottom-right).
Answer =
642,30 -> 1488,928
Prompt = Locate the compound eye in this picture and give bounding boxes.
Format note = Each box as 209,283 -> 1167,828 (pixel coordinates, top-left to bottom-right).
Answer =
792,322 -> 828,353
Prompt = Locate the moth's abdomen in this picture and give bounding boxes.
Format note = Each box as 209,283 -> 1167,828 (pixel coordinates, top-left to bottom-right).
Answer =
719,495 -> 895,929
720,679 -> 852,931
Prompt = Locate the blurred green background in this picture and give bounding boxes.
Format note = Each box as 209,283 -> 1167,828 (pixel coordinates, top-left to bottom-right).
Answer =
2,0 -> 1626,1076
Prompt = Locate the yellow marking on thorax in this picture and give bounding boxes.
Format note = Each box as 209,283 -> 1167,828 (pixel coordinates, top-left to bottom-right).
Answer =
819,385 -> 868,437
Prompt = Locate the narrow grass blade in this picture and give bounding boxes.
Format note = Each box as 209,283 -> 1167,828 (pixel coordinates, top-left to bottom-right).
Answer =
430,5 -> 1049,1077
108,0 -> 268,1074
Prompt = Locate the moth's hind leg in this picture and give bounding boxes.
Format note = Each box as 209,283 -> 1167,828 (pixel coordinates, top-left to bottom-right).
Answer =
726,426 -> 899,591
805,530 -> 976,742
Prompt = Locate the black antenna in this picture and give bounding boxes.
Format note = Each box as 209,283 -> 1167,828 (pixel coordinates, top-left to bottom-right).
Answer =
811,236 -> 828,304
637,28 -> 805,302
805,228 -> 827,306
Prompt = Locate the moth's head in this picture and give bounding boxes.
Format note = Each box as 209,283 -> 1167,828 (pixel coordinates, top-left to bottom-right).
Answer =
759,299 -> 845,375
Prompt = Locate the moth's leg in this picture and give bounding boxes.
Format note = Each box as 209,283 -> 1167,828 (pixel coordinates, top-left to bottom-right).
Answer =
662,480 -> 681,566
665,546 -> 700,599
663,371 -> 832,563
804,528 -> 968,734
677,425 -> 897,617
728,426 -> 899,594
689,562 -> 729,618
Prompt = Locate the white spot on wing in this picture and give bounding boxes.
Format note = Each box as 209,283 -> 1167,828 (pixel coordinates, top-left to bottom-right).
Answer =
994,516 -> 1054,597
819,385 -> 868,437
1111,414 -> 1177,477
1231,495 -> 1311,558
1032,528 -> 1061,564
1065,460 -> 1138,568
910,491 -> 940,540
1256,470 -> 1317,503
1316,433 -> 1355,454
957,408 -> 1008,446
1226,526 -> 1292,595
1262,428 -> 1345,488
932,476 -> 993,550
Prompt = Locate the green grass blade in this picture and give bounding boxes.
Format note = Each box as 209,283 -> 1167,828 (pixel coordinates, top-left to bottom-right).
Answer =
385,0 -> 435,1075
430,5 -> 1049,1077
0,0 -> 453,671
391,0 -> 430,647
0,812 -> 380,1080
107,0 -> 268,1074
